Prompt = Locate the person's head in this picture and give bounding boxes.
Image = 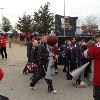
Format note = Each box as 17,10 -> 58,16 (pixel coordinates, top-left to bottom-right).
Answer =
66,40 -> 72,46
76,38 -> 82,45
88,38 -> 94,43
82,41 -> 87,46
72,37 -> 76,43
47,34 -> 58,46
30,35 -> 35,42
41,36 -> 47,43
1,35 -> 5,39
95,35 -> 100,42
32,40 -> 39,47
31,37 -> 35,42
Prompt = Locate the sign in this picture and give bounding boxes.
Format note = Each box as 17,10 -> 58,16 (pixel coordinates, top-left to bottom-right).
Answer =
55,14 -> 78,36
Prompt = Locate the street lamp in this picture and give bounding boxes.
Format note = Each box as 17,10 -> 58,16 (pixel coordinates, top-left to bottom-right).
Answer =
0,8 -> 4,18
0,8 -> 4,31
64,0 -> 66,36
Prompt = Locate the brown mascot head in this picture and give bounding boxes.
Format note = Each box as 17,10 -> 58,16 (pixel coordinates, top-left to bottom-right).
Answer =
47,33 -> 58,46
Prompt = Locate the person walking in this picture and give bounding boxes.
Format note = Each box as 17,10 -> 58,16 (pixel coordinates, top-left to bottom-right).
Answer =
84,35 -> 100,100
0,35 -> 7,60
30,36 -> 49,89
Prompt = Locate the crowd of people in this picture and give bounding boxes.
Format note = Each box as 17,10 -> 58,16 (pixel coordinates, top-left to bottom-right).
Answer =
0,32 -> 100,100
21,33 -> 100,99
60,37 -> 94,87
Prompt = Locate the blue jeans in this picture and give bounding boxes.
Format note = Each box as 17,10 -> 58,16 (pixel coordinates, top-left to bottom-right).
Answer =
45,79 -> 53,92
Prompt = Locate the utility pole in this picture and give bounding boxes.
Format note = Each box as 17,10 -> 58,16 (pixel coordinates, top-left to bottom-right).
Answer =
64,0 -> 66,36
0,8 -> 4,18
0,8 -> 4,31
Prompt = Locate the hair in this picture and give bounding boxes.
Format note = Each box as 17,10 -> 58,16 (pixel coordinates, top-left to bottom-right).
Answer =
47,35 -> 58,46
76,37 -> 82,42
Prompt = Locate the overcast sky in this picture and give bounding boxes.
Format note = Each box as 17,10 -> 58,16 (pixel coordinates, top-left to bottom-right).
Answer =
0,0 -> 100,26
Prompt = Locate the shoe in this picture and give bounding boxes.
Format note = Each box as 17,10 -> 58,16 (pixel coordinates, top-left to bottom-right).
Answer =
55,71 -> 58,74
1,58 -> 4,60
77,82 -> 88,88
63,69 -> 66,72
52,90 -> 58,93
31,87 -> 36,90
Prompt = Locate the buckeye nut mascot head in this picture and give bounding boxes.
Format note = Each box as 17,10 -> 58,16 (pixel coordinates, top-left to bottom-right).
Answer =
47,33 -> 58,46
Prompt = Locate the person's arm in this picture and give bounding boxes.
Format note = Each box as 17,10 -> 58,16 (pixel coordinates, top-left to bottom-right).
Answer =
84,45 -> 96,58
38,45 -> 49,59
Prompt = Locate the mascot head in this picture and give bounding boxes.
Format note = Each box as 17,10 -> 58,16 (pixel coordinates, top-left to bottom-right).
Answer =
47,33 -> 58,46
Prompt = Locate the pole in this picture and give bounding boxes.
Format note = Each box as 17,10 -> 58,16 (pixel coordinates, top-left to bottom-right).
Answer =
0,8 -> 4,31
64,0 -> 66,36
0,8 -> 4,20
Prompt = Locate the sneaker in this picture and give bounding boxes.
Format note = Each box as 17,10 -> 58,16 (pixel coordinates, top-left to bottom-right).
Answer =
0,58 -> 4,60
31,87 -> 36,90
52,90 -> 58,93
55,70 -> 58,74
77,82 -> 88,88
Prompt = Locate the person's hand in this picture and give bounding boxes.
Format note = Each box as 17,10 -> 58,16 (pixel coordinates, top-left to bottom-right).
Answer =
55,55 -> 58,59
49,53 -> 54,57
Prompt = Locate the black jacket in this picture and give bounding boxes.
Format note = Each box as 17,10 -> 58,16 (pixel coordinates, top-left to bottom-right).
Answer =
31,46 -> 39,64
27,41 -> 33,57
74,44 -> 83,66
38,42 -> 49,65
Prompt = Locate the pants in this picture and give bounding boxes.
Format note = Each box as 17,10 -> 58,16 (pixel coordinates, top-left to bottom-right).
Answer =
93,85 -> 100,100
45,79 -> 53,92
54,59 -> 58,69
30,64 -> 47,87
0,95 -> 9,100
27,55 -> 31,62
76,60 -> 82,84
1,47 -> 7,59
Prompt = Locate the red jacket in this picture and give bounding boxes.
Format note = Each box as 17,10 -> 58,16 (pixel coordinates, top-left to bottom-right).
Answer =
87,42 -> 100,86
0,38 -> 6,47
0,67 -> 4,81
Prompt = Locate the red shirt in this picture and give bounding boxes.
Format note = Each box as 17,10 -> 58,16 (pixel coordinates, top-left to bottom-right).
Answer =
0,38 -> 6,47
87,42 -> 100,86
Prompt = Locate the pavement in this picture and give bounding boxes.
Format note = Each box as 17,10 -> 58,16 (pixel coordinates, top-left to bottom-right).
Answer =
0,43 -> 93,100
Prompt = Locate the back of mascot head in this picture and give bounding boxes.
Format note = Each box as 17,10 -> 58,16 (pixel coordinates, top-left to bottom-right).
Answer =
47,33 -> 58,46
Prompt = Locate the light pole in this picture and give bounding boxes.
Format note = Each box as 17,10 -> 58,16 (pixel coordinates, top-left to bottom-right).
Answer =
0,8 -> 4,31
64,0 -> 66,36
0,8 -> 4,20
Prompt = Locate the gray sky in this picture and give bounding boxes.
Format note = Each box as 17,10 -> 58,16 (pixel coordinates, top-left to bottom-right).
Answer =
0,0 -> 100,26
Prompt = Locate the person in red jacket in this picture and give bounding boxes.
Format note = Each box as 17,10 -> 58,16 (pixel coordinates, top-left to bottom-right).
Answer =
0,67 -> 4,81
0,35 -> 7,60
84,35 -> 100,100
0,67 -> 9,100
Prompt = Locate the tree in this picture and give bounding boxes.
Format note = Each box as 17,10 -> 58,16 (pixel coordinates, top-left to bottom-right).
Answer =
82,16 -> 99,35
2,17 -> 12,32
33,2 -> 54,34
17,14 -> 34,34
